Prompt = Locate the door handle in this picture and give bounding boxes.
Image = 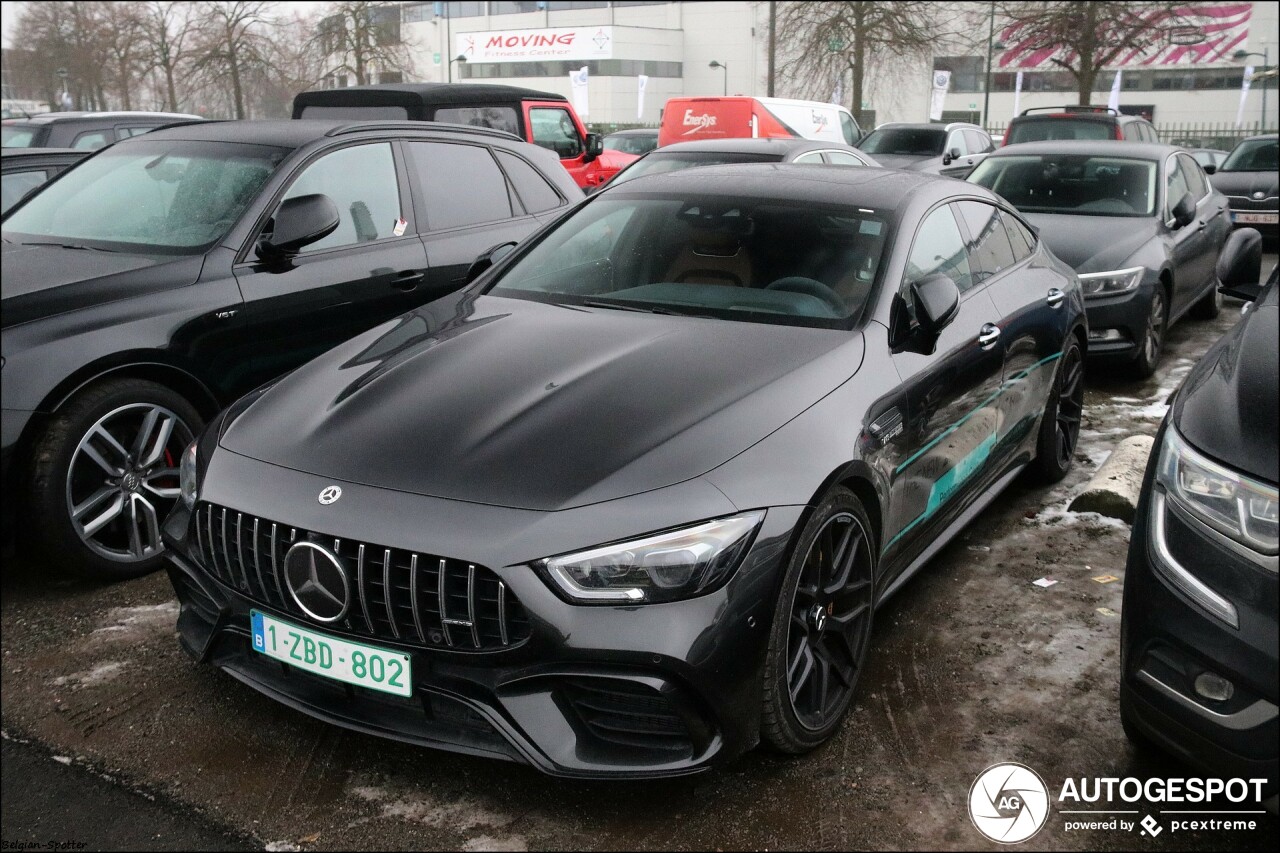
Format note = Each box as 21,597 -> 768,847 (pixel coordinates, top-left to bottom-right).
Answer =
1046,287 -> 1065,308
978,323 -> 1001,349
392,271 -> 425,291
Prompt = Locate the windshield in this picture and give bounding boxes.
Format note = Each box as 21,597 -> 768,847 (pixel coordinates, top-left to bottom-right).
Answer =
2,125 -> 41,147
610,151 -> 777,187
1006,118 -> 1115,143
969,154 -> 1158,217
3,139 -> 288,254
857,127 -> 945,156
487,195 -> 889,328
604,132 -> 658,156
1220,137 -> 1278,172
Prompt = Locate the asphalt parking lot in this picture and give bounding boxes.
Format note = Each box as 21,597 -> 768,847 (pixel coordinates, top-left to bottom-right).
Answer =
2,255 -> 1277,851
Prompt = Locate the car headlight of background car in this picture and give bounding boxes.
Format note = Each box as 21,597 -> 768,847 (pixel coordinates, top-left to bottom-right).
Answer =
180,441 -> 200,510
1156,426 -> 1278,556
540,511 -> 765,604
1078,266 -> 1144,298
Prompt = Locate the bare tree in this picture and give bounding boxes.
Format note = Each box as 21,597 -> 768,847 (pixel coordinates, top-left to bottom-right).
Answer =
315,1 -> 414,87
248,9 -> 329,117
12,1 -> 111,110
100,2 -> 147,110
191,1 -> 276,119
996,1 -> 1192,105
775,1 -> 950,124
138,1 -> 200,112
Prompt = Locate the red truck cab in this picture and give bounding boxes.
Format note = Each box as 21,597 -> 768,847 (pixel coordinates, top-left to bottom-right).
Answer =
292,83 -> 635,190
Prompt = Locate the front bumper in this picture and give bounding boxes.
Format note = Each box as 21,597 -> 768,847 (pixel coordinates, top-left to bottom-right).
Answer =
1121,423 -> 1279,789
1082,282 -> 1156,359
162,450 -> 803,779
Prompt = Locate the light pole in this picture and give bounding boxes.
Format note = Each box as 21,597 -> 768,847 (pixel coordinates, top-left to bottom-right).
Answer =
1234,47 -> 1270,129
450,54 -> 467,82
709,60 -> 727,96
982,2 -> 996,130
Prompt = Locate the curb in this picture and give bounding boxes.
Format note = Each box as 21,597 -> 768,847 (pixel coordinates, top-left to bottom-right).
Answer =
1067,435 -> 1155,524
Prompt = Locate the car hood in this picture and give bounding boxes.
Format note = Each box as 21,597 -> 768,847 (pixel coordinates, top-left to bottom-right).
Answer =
220,293 -> 863,511
1021,213 -> 1158,272
1210,170 -> 1279,199
0,242 -> 202,328
869,154 -> 938,172
1172,282 -> 1278,485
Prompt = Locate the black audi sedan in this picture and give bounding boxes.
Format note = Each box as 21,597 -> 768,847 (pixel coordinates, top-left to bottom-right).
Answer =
1207,134 -> 1278,241
163,165 -> 1086,778
968,140 -> 1230,377
1,118 -> 580,579
1120,229 -> 1277,794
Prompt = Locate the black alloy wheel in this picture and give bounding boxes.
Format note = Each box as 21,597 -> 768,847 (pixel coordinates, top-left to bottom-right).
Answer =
1030,336 -> 1084,483
762,487 -> 875,752
28,378 -> 202,580
1190,278 -> 1222,320
1131,287 -> 1166,379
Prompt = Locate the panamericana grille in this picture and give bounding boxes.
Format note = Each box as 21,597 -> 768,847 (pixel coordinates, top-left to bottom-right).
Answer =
192,502 -> 530,651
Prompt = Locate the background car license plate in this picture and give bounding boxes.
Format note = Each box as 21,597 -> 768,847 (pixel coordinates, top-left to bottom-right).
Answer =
1232,211 -> 1278,224
251,610 -> 412,697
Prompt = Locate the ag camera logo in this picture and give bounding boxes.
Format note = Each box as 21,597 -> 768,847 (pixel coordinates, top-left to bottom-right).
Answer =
969,762 -> 1051,844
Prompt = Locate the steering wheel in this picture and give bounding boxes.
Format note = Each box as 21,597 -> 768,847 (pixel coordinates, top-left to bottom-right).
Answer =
765,276 -> 847,315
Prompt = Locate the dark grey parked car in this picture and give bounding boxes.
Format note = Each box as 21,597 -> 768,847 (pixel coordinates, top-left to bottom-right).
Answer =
602,137 -> 879,191
1,147 -> 89,214
1207,135 -> 1278,241
969,140 -> 1231,377
856,122 -> 994,178
1,110 -> 203,150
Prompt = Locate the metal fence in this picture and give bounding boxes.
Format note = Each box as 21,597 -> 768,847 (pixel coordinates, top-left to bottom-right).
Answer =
984,121 -> 1275,151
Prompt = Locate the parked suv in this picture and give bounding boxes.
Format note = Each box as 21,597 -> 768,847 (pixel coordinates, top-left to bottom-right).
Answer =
2,118 -> 580,580
1,148 -> 89,214
1,110 -> 203,150
292,83 -> 634,190
1004,106 -> 1159,146
856,121 -> 994,178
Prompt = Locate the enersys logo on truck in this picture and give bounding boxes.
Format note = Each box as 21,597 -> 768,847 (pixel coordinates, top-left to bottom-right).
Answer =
659,96 -> 861,148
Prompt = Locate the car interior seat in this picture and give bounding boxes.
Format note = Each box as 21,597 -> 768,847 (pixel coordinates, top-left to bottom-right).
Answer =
662,209 -> 755,287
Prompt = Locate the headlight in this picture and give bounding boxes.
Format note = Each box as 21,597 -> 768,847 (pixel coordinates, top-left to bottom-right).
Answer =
540,511 -> 765,604
1157,426 -> 1278,556
1078,266 -> 1144,298
179,441 -> 199,509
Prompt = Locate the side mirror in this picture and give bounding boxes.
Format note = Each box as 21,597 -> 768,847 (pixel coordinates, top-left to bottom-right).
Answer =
1203,163 -> 1217,175
911,272 -> 961,337
1216,228 -> 1263,301
257,193 -> 339,260
943,146 -> 962,165
465,240 -> 518,284
583,132 -> 604,163
1171,192 -> 1196,228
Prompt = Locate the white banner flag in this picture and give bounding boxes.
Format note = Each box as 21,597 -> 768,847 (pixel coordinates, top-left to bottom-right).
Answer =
1012,71 -> 1024,118
569,65 -> 589,118
637,74 -> 649,120
929,69 -> 951,121
1236,66 -> 1254,127
1107,69 -> 1123,112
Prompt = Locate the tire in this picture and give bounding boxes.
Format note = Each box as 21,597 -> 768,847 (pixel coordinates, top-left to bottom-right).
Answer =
28,378 -> 202,581
761,486 -> 876,753
1128,286 -> 1167,379
1028,335 -> 1084,484
1189,279 -> 1222,320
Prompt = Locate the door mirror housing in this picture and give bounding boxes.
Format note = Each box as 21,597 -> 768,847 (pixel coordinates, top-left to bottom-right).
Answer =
1170,192 -> 1196,228
911,272 -> 961,337
257,193 -> 340,261
1203,163 -> 1217,175
1216,227 -> 1263,301
465,240 -> 518,284
583,132 -> 604,163
943,146 -> 962,165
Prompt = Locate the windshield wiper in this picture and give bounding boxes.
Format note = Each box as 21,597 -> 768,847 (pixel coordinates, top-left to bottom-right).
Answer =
580,299 -> 705,317
24,240 -> 120,253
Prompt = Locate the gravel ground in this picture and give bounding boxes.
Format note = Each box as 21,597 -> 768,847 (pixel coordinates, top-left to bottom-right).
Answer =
3,260 -> 1276,851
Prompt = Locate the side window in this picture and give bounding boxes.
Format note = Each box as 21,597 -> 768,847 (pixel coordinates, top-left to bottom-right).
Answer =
1178,153 -> 1209,200
1,169 -> 50,214
839,112 -> 858,145
1165,155 -> 1192,218
955,200 -> 1017,284
406,141 -> 513,229
278,142 -> 403,252
529,107 -> 583,159
1003,213 -> 1037,262
495,150 -> 563,214
825,150 -> 867,166
946,132 -> 969,157
1145,123 -> 1159,143
119,126 -> 156,139
1122,122 -> 1140,141
904,204 -> 973,294
792,151 -> 826,164
432,106 -> 519,136
72,130 -> 111,150
963,129 -> 991,154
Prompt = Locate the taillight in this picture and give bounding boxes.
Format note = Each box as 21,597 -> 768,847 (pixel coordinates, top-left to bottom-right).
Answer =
1115,125 -> 1124,140
1001,127 -> 1010,146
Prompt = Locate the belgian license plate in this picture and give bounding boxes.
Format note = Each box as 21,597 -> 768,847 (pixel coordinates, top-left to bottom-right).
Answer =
250,610 -> 412,697
1233,211 -> 1278,224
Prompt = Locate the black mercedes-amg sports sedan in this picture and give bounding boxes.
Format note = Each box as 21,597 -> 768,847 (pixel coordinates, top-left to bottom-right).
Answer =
163,165 -> 1086,778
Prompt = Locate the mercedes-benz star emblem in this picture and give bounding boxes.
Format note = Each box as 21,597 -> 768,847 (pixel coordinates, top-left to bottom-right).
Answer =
318,485 -> 342,505
283,542 -> 350,623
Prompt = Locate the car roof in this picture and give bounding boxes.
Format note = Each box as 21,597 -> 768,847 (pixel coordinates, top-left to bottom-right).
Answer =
871,123 -> 956,132
985,139 -> 1179,159
606,128 -> 658,136
609,162 -> 984,210
2,110 -> 202,125
126,118 -> 521,149
1,147 -> 84,159
650,138 -> 844,155
295,82 -> 567,106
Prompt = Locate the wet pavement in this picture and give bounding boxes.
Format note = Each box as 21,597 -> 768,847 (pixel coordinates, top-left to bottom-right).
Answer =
3,259 -> 1276,851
